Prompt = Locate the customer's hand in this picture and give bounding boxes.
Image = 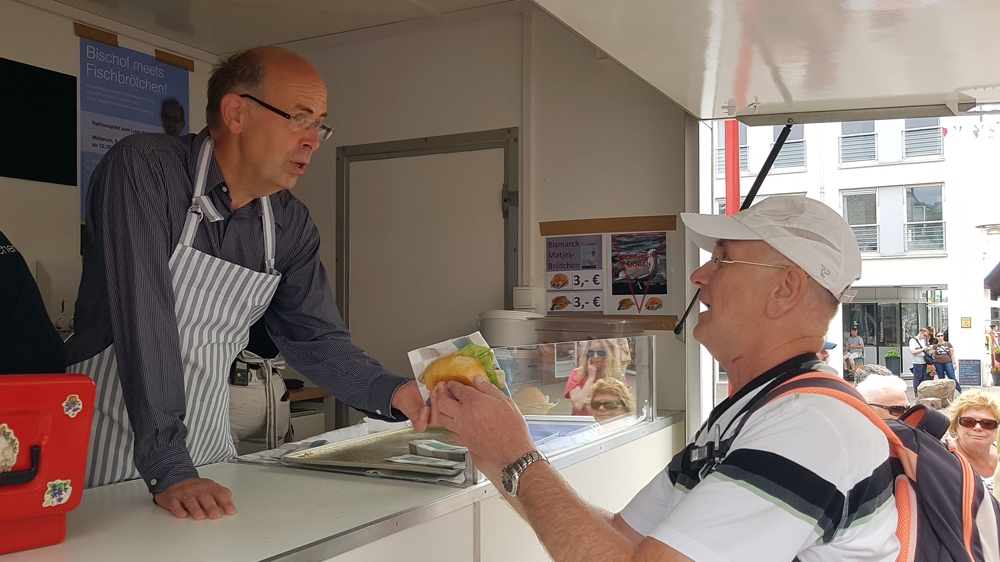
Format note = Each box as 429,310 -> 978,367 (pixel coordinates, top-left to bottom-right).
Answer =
392,379 -> 431,432
154,477 -> 236,520
431,376 -> 535,474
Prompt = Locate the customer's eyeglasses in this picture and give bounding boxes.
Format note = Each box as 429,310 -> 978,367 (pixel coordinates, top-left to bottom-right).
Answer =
586,349 -> 606,358
958,417 -> 1000,430
711,250 -> 790,271
870,404 -> 907,418
240,94 -> 334,141
590,400 -> 625,410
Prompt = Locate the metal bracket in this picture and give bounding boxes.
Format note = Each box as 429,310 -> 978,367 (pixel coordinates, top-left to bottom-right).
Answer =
502,185 -> 519,219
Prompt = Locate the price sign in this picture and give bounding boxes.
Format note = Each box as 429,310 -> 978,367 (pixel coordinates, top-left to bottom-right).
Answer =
572,291 -> 604,312
571,272 -> 602,289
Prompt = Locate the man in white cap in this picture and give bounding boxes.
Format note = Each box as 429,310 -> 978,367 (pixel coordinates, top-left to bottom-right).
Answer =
431,196 -> 899,561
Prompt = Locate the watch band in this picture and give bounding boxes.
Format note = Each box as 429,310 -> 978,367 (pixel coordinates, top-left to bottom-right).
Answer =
503,450 -> 549,497
513,450 -> 548,474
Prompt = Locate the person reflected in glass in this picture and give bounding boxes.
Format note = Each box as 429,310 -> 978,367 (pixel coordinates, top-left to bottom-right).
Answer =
160,98 -> 186,137
588,378 -> 636,423
947,390 -> 1000,494
564,340 -> 628,416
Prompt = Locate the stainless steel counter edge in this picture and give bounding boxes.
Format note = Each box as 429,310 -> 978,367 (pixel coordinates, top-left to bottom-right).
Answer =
267,412 -> 683,562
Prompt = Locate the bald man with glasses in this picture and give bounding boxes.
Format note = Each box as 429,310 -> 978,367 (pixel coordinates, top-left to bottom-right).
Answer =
68,46 -> 428,520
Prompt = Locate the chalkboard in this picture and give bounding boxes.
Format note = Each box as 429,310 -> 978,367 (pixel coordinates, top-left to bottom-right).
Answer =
958,359 -> 982,388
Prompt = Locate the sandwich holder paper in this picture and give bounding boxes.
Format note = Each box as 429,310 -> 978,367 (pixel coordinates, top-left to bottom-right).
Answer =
406,331 -> 510,403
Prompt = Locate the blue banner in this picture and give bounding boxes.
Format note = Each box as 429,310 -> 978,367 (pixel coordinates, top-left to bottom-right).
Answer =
79,38 -> 189,220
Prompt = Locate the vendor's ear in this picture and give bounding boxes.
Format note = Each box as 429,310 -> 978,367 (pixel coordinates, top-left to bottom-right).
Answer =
218,93 -> 248,135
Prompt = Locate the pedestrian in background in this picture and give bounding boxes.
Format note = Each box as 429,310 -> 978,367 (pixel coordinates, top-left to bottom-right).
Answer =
909,328 -> 933,392
933,332 -> 960,393
947,390 -> 1000,494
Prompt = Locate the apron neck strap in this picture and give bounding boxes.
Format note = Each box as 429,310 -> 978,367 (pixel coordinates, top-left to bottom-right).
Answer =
181,136 -> 279,274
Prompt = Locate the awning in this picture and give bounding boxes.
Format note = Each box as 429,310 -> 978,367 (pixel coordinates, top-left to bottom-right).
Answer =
985,260 -> 1000,299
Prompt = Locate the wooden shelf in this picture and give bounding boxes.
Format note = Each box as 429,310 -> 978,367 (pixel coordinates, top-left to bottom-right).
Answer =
288,387 -> 329,402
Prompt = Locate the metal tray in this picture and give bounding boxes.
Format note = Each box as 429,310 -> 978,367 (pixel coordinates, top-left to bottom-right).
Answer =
281,427 -> 468,477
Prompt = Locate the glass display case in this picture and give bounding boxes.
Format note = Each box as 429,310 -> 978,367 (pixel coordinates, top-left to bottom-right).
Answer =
492,335 -> 656,457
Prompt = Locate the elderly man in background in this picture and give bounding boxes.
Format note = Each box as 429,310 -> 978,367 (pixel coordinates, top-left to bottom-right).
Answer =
856,374 -> 909,420
432,196 -> 899,562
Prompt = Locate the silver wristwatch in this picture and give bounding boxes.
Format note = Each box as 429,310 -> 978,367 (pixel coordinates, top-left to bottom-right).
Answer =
500,450 -> 548,497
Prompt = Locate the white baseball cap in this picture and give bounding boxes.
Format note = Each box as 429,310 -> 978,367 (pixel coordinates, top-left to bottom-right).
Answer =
681,196 -> 862,303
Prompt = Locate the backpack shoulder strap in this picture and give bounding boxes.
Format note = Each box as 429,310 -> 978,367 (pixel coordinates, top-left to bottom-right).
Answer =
756,372 -> 919,480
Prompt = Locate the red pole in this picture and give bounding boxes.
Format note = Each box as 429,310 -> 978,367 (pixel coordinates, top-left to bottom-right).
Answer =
724,119 -> 740,396
724,119 -> 740,216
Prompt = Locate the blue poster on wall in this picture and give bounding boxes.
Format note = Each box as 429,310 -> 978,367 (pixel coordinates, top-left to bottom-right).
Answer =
79,38 -> 189,220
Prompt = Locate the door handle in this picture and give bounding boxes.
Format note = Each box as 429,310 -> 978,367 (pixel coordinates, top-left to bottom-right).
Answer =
0,444 -> 40,488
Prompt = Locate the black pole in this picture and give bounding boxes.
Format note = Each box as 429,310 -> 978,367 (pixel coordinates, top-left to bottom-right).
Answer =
674,123 -> 794,336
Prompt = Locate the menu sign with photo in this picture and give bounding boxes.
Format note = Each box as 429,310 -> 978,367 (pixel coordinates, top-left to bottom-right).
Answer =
607,232 -> 669,315
545,235 -> 604,315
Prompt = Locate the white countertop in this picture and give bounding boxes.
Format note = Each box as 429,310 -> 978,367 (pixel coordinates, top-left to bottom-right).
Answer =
6,413 -> 681,562
5,462 -> 474,562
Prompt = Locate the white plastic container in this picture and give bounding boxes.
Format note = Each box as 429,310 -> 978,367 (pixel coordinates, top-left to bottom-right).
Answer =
533,317 -> 646,343
477,310 -> 543,347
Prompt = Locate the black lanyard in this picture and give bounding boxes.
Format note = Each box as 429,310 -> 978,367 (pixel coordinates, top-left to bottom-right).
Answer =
685,353 -> 824,479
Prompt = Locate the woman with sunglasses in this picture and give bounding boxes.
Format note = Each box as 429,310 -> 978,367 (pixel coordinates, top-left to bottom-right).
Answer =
932,332 -> 961,392
564,339 -> 627,415
587,378 -> 636,423
947,390 -> 1000,493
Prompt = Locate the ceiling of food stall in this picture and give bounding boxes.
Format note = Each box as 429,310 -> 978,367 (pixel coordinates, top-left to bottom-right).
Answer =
45,0 -> 1000,123
49,0 -> 511,54
531,0 -> 1000,123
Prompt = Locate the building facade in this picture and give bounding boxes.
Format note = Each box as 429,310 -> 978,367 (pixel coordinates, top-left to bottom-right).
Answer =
708,115 -> 1000,385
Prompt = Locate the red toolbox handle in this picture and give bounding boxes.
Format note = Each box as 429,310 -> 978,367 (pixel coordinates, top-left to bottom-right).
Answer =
0,445 -> 40,488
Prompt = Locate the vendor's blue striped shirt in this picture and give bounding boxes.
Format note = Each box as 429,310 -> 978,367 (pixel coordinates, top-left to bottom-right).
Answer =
67,129 -> 411,494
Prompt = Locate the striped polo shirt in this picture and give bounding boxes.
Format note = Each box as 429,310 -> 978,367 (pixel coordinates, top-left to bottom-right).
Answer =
621,357 -> 900,561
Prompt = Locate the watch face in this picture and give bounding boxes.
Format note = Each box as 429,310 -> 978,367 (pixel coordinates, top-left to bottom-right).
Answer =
501,470 -> 514,494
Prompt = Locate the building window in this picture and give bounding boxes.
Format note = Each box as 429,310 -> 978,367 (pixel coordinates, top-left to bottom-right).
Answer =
716,192 -> 807,215
715,123 -> 748,176
903,117 -> 943,158
772,124 -> 805,168
904,184 -> 945,251
840,121 -> 877,163
842,190 -> 878,253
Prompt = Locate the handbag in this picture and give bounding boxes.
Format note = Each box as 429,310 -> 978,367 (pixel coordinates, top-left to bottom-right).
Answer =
911,338 -> 934,363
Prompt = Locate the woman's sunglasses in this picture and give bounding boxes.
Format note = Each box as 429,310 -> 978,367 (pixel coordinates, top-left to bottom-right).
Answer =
871,404 -> 907,417
586,349 -> 606,358
590,400 -> 624,410
958,417 -> 999,430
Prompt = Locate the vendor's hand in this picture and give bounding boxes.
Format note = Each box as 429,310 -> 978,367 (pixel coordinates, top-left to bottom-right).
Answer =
392,379 -> 430,432
431,376 -> 535,473
153,477 -> 236,520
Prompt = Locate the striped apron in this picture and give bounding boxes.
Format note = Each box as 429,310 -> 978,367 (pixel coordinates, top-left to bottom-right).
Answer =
70,137 -> 281,488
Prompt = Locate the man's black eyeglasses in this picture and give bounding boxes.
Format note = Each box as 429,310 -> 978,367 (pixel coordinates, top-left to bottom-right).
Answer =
590,400 -> 624,410
958,417 -> 999,430
586,349 -> 606,358
240,94 -> 334,141
870,404 -> 907,418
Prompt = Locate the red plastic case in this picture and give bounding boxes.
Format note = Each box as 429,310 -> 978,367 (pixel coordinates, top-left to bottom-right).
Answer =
0,374 -> 95,555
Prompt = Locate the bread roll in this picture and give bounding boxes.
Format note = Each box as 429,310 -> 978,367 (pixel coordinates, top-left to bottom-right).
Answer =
424,354 -> 487,389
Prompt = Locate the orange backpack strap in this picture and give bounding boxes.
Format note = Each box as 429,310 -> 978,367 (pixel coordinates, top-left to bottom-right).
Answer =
762,372 -> 918,480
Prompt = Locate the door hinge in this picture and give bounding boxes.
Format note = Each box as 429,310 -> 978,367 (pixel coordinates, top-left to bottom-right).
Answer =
502,185 -> 519,219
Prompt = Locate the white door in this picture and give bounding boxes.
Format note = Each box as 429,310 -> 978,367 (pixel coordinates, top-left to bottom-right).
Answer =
349,149 -> 506,377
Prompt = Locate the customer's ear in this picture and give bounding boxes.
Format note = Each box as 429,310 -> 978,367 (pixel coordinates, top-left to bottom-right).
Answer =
763,268 -> 809,319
